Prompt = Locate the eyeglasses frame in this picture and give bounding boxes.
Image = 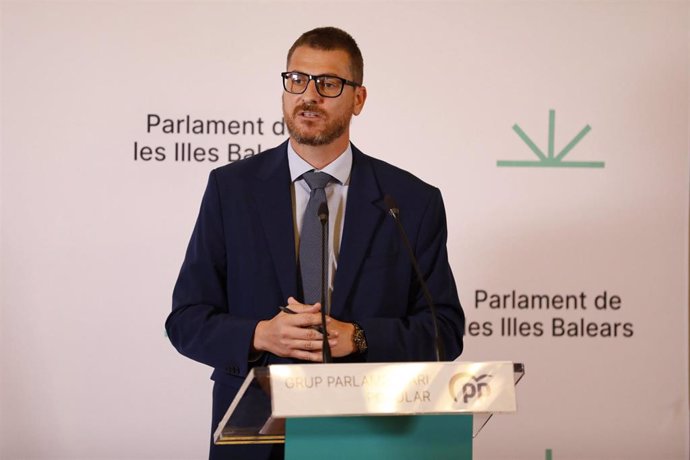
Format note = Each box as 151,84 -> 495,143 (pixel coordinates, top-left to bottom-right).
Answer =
281,71 -> 361,98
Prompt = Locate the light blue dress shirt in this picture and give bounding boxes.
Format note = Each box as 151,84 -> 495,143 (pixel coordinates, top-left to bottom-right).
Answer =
287,142 -> 352,314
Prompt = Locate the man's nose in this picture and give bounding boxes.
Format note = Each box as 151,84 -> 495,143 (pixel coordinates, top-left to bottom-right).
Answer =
301,79 -> 322,102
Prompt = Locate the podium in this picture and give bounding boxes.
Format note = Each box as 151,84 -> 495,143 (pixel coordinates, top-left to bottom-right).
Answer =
213,361 -> 524,460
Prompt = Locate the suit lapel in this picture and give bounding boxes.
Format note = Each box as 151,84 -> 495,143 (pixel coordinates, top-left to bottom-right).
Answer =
331,147 -> 385,316
250,142 -> 298,302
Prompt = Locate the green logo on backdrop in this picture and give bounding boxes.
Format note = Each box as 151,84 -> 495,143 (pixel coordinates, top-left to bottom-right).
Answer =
497,109 -> 604,168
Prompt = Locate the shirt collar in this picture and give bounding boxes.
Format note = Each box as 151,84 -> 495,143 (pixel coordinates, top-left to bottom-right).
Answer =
287,142 -> 353,185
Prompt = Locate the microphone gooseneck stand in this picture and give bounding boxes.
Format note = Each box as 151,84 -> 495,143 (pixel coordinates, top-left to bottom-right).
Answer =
318,201 -> 332,363
384,194 -> 444,362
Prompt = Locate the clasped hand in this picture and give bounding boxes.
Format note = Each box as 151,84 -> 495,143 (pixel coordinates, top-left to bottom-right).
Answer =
252,297 -> 355,362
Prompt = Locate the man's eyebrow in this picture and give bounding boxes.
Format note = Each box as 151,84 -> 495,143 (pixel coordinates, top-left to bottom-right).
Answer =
287,70 -> 344,78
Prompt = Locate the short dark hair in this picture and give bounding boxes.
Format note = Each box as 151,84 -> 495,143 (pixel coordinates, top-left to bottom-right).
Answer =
287,27 -> 364,84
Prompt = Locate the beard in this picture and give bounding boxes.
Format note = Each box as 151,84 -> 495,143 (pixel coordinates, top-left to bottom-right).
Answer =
283,101 -> 351,146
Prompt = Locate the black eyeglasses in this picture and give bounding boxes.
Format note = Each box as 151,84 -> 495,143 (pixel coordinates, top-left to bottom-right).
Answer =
281,71 -> 361,98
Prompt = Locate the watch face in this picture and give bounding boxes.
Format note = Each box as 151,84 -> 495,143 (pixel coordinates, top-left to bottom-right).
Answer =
352,323 -> 367,353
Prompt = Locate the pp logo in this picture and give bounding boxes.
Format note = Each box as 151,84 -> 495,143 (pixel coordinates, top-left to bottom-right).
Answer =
449,373 -> 492,403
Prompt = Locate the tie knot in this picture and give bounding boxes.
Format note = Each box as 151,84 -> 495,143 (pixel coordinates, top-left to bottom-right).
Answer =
301,170 -> 334,191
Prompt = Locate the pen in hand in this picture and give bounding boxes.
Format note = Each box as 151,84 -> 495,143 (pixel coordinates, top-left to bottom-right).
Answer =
278,305 -> 327,335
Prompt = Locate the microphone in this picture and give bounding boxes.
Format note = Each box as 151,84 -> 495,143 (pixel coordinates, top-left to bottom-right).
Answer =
383,194 -> 444,362
317,201 -> 332,363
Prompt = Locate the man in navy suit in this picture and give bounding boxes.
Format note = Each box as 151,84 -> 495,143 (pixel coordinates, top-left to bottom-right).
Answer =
166,26 -> 465,460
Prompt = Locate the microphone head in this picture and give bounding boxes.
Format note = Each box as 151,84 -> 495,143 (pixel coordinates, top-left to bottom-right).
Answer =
317,201 -> 329,223
383,194 -> 400,218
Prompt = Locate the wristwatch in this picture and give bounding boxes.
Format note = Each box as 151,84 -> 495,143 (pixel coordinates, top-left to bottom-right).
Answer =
352,322 -> 368,354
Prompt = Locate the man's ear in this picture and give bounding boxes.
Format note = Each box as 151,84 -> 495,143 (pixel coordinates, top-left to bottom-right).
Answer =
353,85 -> 367,116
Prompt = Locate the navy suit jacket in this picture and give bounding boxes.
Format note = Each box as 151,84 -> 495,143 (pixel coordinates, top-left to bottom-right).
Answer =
167,140 -> 464,394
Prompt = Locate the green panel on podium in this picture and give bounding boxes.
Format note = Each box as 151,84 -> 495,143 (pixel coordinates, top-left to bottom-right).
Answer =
285,414 -> 472,460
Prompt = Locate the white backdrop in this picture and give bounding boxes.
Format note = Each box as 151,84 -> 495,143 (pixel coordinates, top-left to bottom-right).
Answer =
1,1 -> 688,459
